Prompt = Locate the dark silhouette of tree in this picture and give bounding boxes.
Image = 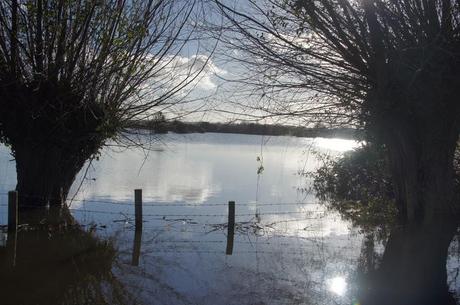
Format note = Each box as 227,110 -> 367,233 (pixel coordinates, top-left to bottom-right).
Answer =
146,111 -> 168,133
215,0 -> 460,224
0,0 -> 212,206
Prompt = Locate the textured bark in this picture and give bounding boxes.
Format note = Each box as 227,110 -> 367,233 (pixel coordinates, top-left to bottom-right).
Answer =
13,142 -> 92,206
380,114 -> 459,224
0,82 -> 107,207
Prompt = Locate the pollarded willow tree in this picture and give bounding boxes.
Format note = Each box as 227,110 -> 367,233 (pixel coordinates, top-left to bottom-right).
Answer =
0,0 -> 213,206
215,0 -> 460,224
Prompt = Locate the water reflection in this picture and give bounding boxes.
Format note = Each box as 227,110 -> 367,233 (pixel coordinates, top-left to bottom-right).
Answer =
356,221 -> 458,305
312,144 -> 460,304
132,226 -> 142,266
314,138 -> 361,152
1,208 -> 456,305
0,134 -> 458,304
0,207 -> 132,305
69,133 -> 355,205
328,276 -> 347,296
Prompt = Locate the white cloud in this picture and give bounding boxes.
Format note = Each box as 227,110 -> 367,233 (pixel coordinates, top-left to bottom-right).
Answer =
159,54 -> 227,91
128,53 -> 227,120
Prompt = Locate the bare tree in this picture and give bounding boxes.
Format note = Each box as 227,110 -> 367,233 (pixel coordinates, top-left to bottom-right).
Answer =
215,0 -> 460,224
0,0 -> 213,206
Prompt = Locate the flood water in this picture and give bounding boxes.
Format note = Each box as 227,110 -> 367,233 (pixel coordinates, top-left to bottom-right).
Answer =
0,133 -> 459,305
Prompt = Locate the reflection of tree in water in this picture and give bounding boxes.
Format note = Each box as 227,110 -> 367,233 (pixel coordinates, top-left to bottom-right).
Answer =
312,145 -> 460,305
0,207 -> 135,305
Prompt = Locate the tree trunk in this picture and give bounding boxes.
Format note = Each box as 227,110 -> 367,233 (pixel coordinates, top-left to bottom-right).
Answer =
0,81 -> 107,208
376,112 -> 459,224
13,141 -> 93,207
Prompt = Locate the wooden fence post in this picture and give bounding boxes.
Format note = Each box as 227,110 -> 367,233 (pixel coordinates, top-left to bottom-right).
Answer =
226,201 -> 235,255
134,189 -> 143,229
8,191 -> 18,232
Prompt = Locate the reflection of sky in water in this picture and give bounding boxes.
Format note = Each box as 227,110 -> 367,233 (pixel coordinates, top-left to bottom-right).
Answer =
0,133 -> 359,238
0,134 -> 362,304
314,138 -> 361,152
60,133 -> 357,239
71,133 -> 359,204
0,133 -> 359,203
9,134 -> 459,305
72,133 -> 316,204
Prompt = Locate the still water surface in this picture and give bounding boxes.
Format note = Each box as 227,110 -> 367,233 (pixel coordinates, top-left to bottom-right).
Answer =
0,133 -> 458,305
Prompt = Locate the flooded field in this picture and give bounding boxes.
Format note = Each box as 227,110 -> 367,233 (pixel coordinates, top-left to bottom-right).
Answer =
0,133 -> 458,305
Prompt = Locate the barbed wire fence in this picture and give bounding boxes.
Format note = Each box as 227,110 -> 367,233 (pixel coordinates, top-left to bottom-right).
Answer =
0,189 -> 356,265
0,189 -> 332,224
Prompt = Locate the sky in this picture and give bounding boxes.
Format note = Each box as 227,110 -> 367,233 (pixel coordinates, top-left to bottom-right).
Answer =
145,0 -> 324,128
147,0 -> 287,125
164,0 -> 328,127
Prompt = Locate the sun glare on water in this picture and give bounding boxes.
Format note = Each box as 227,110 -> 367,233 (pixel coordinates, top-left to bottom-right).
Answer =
314,138 -> 361,152
328,276 -> 348,296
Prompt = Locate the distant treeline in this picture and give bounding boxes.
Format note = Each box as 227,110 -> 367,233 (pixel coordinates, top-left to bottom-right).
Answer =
127,120 -> 362,139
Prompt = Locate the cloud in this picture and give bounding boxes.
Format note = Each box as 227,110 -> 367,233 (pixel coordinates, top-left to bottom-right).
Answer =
126,53 -> 227,120
159,54 -> 227,92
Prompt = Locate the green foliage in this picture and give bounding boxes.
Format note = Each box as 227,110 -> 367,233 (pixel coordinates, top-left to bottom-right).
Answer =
312,145 -> 398,232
